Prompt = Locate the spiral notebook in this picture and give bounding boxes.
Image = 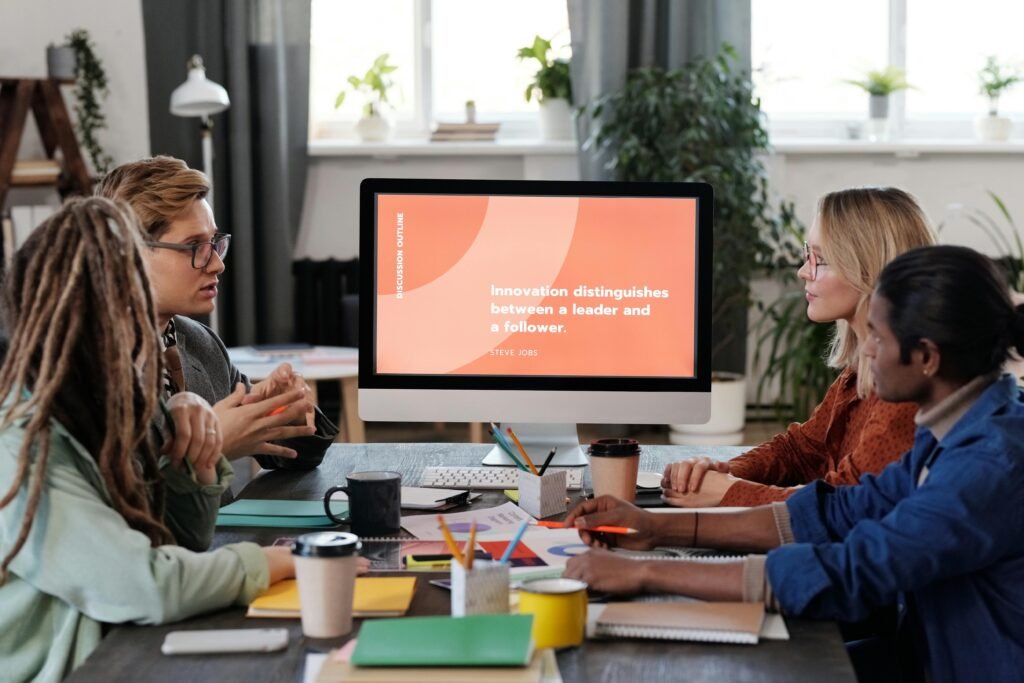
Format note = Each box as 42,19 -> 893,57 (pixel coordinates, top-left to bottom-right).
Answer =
594,601 -> 765,644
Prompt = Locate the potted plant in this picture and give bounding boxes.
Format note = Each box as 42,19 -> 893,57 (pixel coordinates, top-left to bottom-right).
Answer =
335,53 -> 398,142
844,66 -> 912,141
517,35 -> 572,140
51,29 -> 112,174
583,46 -> 786,444
976,57 -> 1020,142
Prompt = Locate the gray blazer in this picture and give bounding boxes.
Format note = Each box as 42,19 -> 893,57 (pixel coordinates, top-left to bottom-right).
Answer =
173,315 -> 337,471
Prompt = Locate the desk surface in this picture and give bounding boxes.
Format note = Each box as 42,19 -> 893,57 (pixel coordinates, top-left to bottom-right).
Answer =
67,443 -> 856,683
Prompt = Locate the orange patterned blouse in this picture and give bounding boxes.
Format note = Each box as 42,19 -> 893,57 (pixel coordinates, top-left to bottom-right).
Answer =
720,368 -> 918,506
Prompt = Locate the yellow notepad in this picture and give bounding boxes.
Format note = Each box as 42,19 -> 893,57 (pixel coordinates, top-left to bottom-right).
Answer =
247,577 -> 417,618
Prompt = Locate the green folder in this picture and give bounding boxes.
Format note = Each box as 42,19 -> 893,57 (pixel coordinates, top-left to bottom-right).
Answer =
351,614 -> 534,667
215,499 -> 348,528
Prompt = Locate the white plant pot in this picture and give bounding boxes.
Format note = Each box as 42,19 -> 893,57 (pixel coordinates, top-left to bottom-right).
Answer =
975,115 -> 1013,142
538,98 -> 573,140
668,372 -> 746,446
355,112 -> 392,142
47,45 -> 76,80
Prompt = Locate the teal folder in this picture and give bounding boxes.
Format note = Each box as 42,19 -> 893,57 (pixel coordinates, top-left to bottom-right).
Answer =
351,614 -> 534,667
215,499 -> 348,528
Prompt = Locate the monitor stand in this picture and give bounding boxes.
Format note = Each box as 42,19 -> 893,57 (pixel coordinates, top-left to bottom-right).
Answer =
481,422 -> 588,467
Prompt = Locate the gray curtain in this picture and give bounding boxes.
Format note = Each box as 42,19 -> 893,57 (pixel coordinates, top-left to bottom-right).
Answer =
142,0 -> 310,345
568,0 -> 751,181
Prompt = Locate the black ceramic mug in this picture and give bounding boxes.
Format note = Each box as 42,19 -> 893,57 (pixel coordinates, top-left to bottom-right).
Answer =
324,471 -> 402,536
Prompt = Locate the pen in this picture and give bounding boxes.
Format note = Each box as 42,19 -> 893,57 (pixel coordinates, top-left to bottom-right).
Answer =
534,520 -> 637,535
488,427 -> 527,471
436,515 -> 465,567
506,427 -> 539,474
499,520 -> 530,564
538,447 -> 557,476
466,522 -> 477,570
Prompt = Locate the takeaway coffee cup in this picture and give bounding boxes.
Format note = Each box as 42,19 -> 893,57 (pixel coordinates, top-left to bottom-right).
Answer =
588,438 -> 640,502
324,471 -> 401,536
292,531 -> 361,638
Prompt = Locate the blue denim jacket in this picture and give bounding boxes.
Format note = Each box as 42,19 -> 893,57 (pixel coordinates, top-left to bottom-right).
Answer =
766,375 -> 1024,683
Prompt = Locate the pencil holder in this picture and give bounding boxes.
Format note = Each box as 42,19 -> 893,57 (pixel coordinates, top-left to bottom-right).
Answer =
450,560 -> 510,616
517,469 -> 568,519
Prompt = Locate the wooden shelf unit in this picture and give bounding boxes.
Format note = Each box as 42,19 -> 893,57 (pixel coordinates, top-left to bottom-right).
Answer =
0,77 -> 91,210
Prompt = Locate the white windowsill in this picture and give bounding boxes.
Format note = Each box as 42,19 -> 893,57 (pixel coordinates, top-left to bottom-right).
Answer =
308,138 -> 578,157
771,139 -> 1024,155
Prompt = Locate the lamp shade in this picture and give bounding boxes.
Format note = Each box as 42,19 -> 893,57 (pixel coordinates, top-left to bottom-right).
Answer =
170,54 -> 230,117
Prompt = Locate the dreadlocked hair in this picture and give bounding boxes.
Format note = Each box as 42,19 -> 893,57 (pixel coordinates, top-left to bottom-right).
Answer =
0,197 -> 173,583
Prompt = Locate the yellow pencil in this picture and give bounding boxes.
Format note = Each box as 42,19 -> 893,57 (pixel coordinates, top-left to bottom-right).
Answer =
436,515 -> 465,567
506,427 -> 539,474
466,522 -> 477,570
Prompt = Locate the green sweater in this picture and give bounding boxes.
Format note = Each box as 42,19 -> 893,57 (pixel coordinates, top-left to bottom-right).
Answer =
0,413 -> 269,683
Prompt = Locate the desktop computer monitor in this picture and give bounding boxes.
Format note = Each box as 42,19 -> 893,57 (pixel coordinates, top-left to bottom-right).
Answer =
358,178 -> 712,466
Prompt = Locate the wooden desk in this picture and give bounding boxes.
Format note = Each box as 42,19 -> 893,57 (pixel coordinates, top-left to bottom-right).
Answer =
227,346 -> 364,443
66,444 -> 856,683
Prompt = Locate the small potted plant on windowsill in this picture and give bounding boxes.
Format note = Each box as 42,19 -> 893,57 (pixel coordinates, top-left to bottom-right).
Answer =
844,66 -> 912,141
518,35 -> 572,140
976,57 -> 1020,142
335,53 -> 398,142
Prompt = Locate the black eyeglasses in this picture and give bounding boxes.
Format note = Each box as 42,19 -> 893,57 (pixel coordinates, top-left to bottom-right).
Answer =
146,233 -> 231,269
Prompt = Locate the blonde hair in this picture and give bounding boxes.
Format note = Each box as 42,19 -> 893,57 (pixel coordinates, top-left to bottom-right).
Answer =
818,187 -> 936,398
94,155 -> 210,238
0,198 -> 171,581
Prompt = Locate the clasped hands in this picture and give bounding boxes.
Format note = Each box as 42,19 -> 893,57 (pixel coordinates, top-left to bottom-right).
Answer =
215,362 -> 317,461
660,456 -> 738,507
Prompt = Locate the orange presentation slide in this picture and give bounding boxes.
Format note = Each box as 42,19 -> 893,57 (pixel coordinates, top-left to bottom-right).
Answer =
375,193 -> 697,377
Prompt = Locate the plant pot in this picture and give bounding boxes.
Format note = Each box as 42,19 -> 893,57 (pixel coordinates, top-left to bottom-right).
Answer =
47,45 -> 76,80
538,98 -> 573,140
668,371 -> 746,446
975,115 -> 1013,142
355,111 -> 392,142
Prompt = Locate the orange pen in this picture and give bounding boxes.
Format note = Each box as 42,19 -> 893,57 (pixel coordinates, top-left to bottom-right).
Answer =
534,520 -> 636,535
267,405 -> 287,417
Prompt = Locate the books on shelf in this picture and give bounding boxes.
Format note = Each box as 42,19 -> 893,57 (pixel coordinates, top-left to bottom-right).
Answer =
430,121 -> 500,142
11,159 -> 60,185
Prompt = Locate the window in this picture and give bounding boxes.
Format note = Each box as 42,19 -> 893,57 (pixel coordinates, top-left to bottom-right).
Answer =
309,0 -> 569,140
753,0 -> 1024,140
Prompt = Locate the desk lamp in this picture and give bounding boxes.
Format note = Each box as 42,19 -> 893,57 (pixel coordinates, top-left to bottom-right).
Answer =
170,54 -> 230,334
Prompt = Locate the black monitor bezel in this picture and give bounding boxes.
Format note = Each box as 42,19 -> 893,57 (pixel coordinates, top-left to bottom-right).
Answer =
359,177 -> 712,392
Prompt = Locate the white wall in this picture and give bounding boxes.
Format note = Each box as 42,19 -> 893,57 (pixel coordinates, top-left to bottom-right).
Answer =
0,0 -> 150,175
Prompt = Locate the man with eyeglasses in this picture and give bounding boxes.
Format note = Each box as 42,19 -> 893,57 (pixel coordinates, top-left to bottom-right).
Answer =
96,156 -> 337,486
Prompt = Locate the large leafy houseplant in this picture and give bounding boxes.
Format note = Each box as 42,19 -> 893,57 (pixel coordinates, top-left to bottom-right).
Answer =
66,29 -> 112,174
584,46 -> 783,369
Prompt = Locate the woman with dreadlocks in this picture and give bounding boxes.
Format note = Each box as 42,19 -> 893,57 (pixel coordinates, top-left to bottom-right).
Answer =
0,198 -> 295,682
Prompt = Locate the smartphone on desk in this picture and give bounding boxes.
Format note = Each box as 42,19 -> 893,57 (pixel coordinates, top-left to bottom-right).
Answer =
161,628 -> 289,655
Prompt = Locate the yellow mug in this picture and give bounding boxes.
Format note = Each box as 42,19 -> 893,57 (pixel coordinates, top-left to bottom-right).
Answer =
518,577 -> 588,649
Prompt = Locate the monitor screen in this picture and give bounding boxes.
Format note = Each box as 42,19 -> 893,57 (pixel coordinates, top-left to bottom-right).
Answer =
359,178 -> 712,465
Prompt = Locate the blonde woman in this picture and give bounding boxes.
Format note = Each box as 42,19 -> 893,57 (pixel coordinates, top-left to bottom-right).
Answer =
663,187 -> 936,507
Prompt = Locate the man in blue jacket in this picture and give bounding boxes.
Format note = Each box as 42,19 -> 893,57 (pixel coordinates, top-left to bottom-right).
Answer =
564,245 -> 1024,683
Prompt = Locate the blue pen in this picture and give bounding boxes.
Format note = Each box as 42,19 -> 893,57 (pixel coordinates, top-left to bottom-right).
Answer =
492,424 -> 526,468
500,520 -> 530,564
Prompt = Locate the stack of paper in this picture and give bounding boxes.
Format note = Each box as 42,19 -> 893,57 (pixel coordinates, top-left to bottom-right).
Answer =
216,499 -> 347,528
247,577 -> 417,618
430,122 -> 500,141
